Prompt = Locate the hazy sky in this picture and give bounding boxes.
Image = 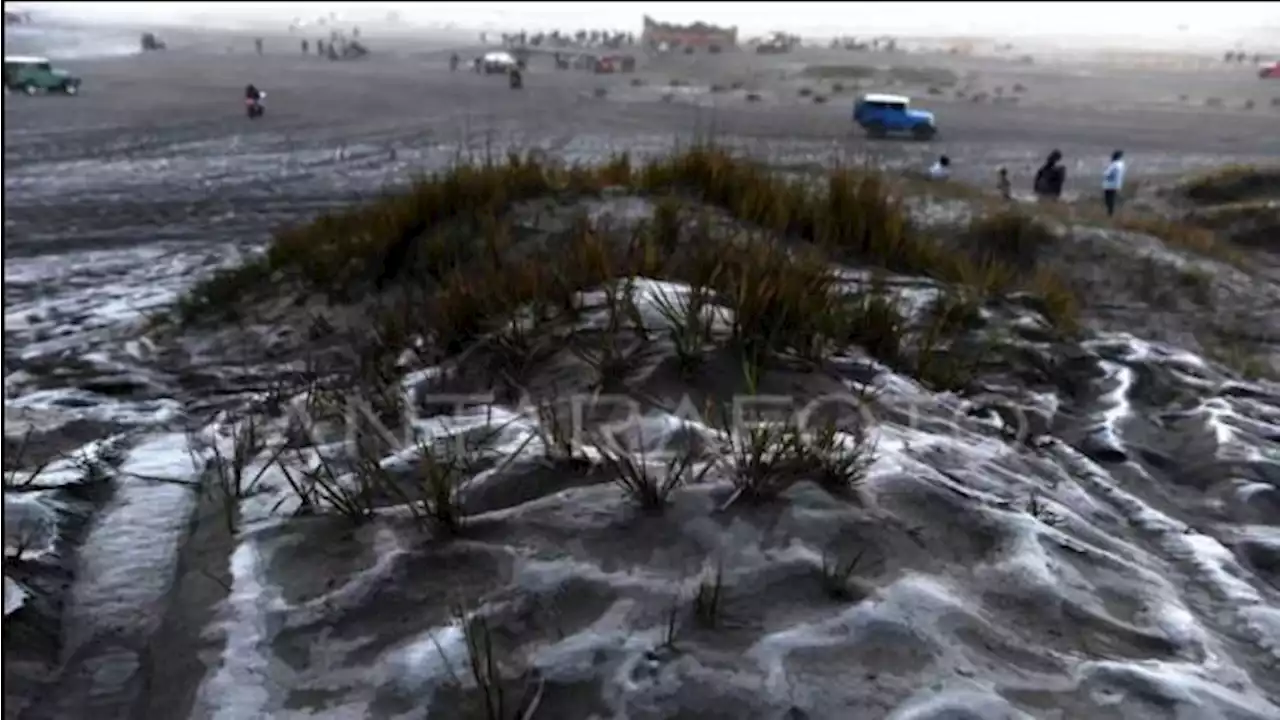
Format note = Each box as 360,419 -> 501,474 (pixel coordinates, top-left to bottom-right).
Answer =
17,1 -> 1276,42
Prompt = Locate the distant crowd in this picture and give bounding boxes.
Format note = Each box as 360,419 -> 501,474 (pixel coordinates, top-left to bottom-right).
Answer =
485,29 -> 636,50
928,149 -> 1128,216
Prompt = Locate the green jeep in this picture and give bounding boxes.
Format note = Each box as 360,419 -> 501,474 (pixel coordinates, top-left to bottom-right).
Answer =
3,55 -> 81,95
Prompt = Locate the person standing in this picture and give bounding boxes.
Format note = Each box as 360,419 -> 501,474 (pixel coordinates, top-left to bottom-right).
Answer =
1033,149 -> 1066,202
997,167 -> 1012,200
1102,150 -> 1126,217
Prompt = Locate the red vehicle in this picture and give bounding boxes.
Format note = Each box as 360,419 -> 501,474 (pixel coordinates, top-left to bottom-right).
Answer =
594,55 -> 635,74
1260,61 -> 1280,79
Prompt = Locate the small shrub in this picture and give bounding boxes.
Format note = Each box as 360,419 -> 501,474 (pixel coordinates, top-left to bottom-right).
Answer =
820,546 -> 866,600
652,284 -> 717,375
801,419 -> 875,494
963,210 -> 1056,272
2,430 -> 54,491
1181,165 -> 1280,205
454,608 -> 510,720
711,240 -> 844,359
798,86 -> 814,97
593,87 -> 608,98
597,441 -> 710,512
836,291 -> 907,367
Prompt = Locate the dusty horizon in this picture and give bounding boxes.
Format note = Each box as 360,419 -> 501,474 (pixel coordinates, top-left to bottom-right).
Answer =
11,1 -> 1278,51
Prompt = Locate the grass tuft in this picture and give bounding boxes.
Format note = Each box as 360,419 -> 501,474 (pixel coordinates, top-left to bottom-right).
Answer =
1180,164 -> 1280,205
962,209 -> 1057,272
597,439 -> 710,513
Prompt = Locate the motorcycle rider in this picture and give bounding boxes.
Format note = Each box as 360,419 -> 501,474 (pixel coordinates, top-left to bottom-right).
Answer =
509,66 -> 523,89
244,84 -> 263,117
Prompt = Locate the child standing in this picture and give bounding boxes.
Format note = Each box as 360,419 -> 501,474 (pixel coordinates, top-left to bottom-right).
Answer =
928,155 -> 952,180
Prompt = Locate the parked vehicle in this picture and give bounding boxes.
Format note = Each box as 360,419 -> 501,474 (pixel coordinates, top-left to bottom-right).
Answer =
3,55 -> 81,95
603,54 -> 636,73
1259,61 -> 1280,79
755,32 -> 799,54
852,93 -> 937,140
481,51 -> 517,74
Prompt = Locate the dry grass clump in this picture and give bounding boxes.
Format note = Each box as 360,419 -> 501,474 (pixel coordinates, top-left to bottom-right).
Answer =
962,209 -> 1057,272
1179,164 -> 1280,205
1115,215 -> 1232,260
717,361 -> 875,504
176,145 -> 1082,384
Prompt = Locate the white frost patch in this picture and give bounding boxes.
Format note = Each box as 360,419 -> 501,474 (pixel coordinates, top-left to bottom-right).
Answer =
3,492 -> 61,560
748,573 -> 961,697
887,684 -> 1036,720
1077,659 -> 1280,717
1053,441 -> 1280,666
61,433 -> 200,649
386,622 -> 468,697
4,575 -> 30,617
196,538 -> 283,720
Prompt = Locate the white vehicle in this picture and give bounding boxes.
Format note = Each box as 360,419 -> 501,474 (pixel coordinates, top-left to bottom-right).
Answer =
481,51 -> 517,74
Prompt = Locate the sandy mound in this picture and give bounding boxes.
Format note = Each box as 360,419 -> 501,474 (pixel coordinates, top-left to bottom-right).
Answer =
46,147 -> 1262,718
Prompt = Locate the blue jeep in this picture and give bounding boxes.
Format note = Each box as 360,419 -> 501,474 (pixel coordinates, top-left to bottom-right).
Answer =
853,93 -> 937,140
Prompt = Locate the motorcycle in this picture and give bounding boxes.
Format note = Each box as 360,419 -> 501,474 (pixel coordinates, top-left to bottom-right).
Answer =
245,90 -> 266,119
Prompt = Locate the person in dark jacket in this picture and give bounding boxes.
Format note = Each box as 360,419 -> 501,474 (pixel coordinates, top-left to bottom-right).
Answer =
244,84 -> 261,101
1033,149 -> 1066,201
